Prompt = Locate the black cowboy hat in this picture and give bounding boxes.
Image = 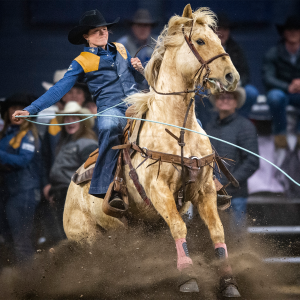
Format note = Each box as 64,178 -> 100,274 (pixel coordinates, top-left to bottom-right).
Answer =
0,93 -> 37,119
128,9 -> 157,26
276,15 -> 300,35
217,13 -> 231,29
68,9 -> 120,45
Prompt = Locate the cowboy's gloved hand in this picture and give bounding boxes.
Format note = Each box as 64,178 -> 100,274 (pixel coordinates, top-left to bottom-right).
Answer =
131,58 -> 144,74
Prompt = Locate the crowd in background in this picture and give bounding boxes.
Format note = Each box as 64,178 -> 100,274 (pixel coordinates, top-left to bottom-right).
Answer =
0,8 -> 300,266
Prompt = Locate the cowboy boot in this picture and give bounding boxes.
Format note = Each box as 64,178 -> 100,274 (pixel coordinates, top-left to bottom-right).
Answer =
109,191 -> 127,210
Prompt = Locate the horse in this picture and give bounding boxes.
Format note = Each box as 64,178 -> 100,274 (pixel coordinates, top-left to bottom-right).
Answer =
63,4 -> 241,297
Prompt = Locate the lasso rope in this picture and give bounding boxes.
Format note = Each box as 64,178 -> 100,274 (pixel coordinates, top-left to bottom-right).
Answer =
17,106 -> 300,187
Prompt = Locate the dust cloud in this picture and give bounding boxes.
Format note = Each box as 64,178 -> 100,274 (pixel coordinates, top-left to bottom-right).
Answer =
0,214 -> 295,300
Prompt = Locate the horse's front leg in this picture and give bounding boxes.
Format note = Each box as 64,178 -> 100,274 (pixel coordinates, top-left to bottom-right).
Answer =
192,176 -> 241,298
150,180 -> 192,269
150,181 -> 199,292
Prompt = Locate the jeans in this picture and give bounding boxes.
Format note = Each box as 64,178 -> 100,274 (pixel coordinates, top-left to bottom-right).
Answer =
6,188 -> 40,263
89,106 -> 128,195
227,197 -> 247,235
267,89 -> 300,134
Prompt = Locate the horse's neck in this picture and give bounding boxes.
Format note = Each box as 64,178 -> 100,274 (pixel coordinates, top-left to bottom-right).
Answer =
149,54 -> 198,128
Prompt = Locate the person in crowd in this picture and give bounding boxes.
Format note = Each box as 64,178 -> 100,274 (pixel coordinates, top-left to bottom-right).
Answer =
217,14 -> 259,118
206,87 -> 259,236
44,101 -> 98,239
117,9 -> 157,90
42,80 -> 93,193
195,14 -> 259,129
13,9 -> 144,211
263,15 -> 300,148
0,93 -> 41,263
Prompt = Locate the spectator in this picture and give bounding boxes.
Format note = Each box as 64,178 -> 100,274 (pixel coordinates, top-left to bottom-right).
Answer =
44,101 -> 98,240
263,15 -> 300,148
0,93 -> 41,263
117,9 -> 157,89
41,80 -> 93,192
217,14 -> 259,118
206,87 -> 259,236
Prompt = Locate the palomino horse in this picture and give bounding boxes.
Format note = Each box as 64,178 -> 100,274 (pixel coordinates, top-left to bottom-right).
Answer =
64,4 -> 241,297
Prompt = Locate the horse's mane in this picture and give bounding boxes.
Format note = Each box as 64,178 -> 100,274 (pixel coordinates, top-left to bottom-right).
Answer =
125,7 -> 217,116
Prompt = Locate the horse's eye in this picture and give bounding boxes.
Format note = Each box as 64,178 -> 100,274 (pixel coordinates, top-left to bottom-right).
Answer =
196,39 -> 205,45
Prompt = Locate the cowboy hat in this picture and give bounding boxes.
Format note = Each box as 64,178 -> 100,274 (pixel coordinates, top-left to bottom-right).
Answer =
0,93 -> 37,119
56,101 -> 94,128
42,69 -> 67,91
276,15 -> 300,35
128,9 -> 157,26
68,9 -> 120,45
209,86 -> 246,109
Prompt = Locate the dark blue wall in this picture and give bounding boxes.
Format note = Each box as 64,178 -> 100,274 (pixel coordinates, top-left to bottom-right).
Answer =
0,0 -> 299,98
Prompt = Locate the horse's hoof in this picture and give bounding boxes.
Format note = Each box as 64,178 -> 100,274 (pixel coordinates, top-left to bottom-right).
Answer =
222,284 -> 241,298
179,279 -> 199,293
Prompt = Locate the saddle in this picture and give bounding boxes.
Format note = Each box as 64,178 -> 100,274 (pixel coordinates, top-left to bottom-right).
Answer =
72,106 -> 238,218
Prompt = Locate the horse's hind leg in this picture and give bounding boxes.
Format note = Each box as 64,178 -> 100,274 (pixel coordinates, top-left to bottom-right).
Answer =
193,178 -> 241,298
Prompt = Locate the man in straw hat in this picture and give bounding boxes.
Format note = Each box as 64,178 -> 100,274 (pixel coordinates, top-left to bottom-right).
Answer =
263,15 -> 300,148
206,88 -> 259,237
12,9 -> 145,209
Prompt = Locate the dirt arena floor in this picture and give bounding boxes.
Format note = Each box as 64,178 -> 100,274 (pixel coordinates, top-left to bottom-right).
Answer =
0,212 -> 298,300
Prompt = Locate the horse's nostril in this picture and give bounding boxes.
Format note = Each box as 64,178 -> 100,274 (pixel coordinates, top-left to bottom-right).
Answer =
225,73 -> 234,84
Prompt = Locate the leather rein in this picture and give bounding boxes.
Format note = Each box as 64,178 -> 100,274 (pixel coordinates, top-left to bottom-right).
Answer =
151,22 -> 229,96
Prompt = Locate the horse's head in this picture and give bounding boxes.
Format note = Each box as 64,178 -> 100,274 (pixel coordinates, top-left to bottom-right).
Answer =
145,4 -> 240,94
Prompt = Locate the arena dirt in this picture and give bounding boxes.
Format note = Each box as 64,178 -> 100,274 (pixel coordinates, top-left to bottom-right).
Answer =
0,212 -> 296,300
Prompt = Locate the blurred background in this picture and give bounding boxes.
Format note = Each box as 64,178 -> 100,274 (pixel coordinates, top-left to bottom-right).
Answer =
0,0 -> 299,97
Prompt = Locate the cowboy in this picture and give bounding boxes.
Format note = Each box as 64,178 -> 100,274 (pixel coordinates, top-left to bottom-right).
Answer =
206,87 -> 259,236
263,15 -> 300,148
12,9 -> 145,208
117,9 -> 158,90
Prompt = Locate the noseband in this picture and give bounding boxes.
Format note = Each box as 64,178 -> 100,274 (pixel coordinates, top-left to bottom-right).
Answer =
151,22 -> 229,96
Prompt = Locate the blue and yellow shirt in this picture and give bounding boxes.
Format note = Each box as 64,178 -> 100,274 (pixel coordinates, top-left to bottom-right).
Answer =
0,125 -> 41,193
25,43 -> 145,115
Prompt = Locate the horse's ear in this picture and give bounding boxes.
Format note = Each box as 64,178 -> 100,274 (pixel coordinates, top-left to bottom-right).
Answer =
182,4 -> 193,18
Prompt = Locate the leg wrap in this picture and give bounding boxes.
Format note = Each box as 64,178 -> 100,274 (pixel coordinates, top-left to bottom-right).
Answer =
214,243 -> 228,258
175,238 -> 193,271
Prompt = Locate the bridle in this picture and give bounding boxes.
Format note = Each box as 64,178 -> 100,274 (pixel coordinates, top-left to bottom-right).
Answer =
151,21 -> 229,96
133,21 -> 230,204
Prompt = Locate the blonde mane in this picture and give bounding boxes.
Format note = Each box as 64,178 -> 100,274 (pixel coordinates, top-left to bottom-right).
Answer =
125,7 -> 217,116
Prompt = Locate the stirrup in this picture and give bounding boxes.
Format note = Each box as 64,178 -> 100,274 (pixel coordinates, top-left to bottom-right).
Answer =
217,194 -> 231,210
109,192 -> 126,210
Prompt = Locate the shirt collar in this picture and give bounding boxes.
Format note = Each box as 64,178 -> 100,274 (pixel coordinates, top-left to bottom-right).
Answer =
216,112 -> 237,125
84,43 -> 116,55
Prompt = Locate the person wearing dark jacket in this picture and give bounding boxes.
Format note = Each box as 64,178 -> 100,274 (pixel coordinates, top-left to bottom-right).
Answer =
0,93 -> 41,263
12,9 -> 144,211
218,14 -> 259,118
263,16 -> 300,148
206,87 -> 259,235
44,101 -> 98,240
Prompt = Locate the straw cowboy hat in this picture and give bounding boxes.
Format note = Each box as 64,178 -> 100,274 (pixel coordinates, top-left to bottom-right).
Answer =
68,9 -> 120,45
276,15 -> 300,35
209,86 -> 246,109
56,101 -> 94,128
42,69 -> 68,91
128,9 -> 157,26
